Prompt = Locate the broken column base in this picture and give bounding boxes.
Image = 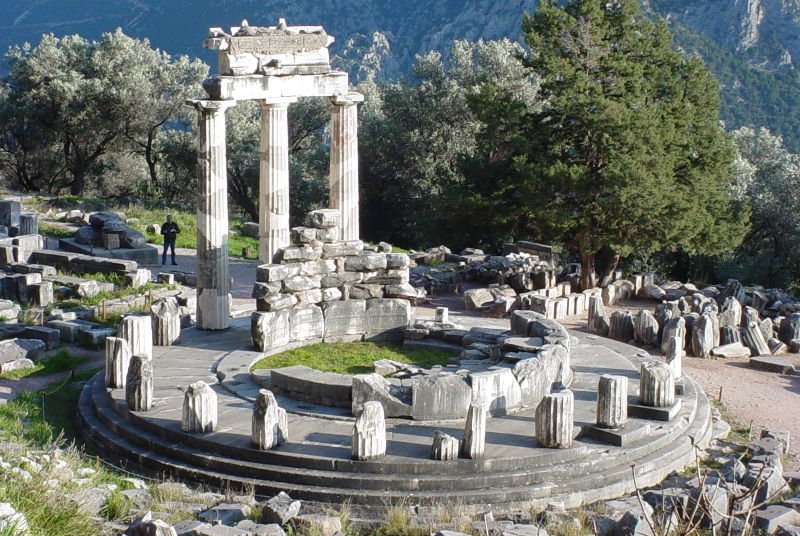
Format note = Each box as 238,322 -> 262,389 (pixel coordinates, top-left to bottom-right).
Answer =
583,422 -> 651,447
628,399 -> 682,422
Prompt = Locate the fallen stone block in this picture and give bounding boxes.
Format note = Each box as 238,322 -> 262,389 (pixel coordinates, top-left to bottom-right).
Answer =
749,356 -> 797,375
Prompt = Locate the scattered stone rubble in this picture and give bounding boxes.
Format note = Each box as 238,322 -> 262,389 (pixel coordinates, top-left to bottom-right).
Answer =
589,275 -> 800,374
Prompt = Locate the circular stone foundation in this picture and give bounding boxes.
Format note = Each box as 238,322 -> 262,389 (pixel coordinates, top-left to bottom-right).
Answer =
79,316 -> 711,519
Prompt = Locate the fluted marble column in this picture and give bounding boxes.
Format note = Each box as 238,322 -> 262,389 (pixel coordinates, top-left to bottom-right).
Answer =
597,375 -> 627,428
329,93 -> 364,241
258,98 -> 296,263
536,389 -> 574,448
639,362 -> 675,407
188,99 -> 236,330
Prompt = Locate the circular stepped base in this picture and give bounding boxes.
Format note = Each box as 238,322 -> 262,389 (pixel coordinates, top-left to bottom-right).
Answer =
78,328 -> 712,519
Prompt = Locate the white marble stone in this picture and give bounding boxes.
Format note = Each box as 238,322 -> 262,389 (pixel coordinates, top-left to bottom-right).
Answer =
639,362 -> 675,408
597,375 -> 627,428
665,335 -> 683,380
430,431 -> 459,461
352,401 -> 386,461
252,389 -> 288,450
460,402 -> 487,459
329,93 -> 363,241
536,389 -> 574,448
189,99 -> 236,331
104,337 -> 131,389
125,355 -> 153,411
182,381 -> 218,434
118,314 -> 153,360
151,297 -> 181,346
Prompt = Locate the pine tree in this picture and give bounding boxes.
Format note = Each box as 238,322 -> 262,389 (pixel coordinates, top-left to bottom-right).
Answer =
516,0 -> 748,289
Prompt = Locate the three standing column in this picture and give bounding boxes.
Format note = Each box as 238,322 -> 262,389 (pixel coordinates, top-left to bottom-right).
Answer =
329,93 -> 364,241
258,97 -> 296,263
188,99 -> 236,331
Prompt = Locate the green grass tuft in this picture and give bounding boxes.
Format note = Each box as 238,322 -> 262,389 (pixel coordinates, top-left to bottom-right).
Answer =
0,349 -> 89,380
251,342 -> 452,375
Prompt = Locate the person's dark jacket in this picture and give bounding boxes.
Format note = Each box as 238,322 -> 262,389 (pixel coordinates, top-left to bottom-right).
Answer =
161,221 -> 180,242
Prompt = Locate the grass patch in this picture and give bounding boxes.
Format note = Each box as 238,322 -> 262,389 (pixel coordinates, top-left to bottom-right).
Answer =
124,206 -> 259,259
38,222 -> 79,239
251,342 -> 452,375
0,349 -> 89,380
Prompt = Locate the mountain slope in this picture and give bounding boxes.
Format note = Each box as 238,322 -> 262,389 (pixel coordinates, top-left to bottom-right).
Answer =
0,0 -> 799,148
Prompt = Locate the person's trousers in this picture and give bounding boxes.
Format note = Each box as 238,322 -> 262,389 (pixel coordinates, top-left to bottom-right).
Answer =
162,240 -> 176,264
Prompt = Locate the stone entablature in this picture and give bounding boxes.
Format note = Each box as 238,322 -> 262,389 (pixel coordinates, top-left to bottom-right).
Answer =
205,19 -> 334,77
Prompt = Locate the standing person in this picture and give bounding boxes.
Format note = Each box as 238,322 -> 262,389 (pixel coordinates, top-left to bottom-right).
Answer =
161,214 -> 180,265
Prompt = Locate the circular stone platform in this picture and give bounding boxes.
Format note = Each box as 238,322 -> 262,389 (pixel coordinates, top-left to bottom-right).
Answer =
78,317 -> 712,518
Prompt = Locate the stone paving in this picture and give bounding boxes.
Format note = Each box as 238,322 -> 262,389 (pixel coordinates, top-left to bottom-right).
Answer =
80,313 -> 712,515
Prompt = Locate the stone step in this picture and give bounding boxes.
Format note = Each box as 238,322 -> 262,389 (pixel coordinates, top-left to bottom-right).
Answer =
81,370 -> 712,511
80,378 -> 710,515
91,371 -> 700,483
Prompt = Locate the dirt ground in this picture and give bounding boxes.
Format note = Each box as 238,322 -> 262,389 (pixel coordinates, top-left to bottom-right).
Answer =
561,299 -> 800,471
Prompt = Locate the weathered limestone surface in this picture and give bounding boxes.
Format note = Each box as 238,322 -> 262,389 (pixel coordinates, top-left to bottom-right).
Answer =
430,431 -> 459,461
125,355 -> 153,411
252,389 -> 288,450
259,99 -> 294,262
691,314 -> 715,358
779,313 -> 800,345
411,375 -> 472,420
352,374 -> 411,418
719,297 -> 742,328
289,306 -> 324,342
470,367 -> 522,416
588,296 -> 609,336
633,310 -> 660,347
190,99 -> 235,330
352,400 -> 386,461
597,375 -> 627,428
665,335 -> 682,380
513,355 -> 553,409
661,317 -> 686,355
608,311 -> 634,342
104,337 -> 131,389
182,381 -> 218,434
322,300 -> 366,341
742,320 -> 771,356
639,362 -> 675,408
251,310 -> 291,351
460,403 -> 487,459
329,94 -> 364,241
720,325 -> 742,345
151,298 -> 181,346
536,390 -> 574,448
364,298 -> 411,341
118,314 -> 153,360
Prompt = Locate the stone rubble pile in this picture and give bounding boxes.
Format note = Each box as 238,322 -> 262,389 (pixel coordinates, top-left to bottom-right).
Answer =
251,209 -> 422,352
589,274 -> 800,374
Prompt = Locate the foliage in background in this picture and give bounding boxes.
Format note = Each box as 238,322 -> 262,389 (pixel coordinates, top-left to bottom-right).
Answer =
0,29 -> 206,197
510,0 -> 748,289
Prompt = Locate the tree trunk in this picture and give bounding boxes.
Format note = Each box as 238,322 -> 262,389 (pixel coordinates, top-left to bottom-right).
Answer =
579,251 -> 596,291
70,169 -> 85,196
599,250 -> 621,288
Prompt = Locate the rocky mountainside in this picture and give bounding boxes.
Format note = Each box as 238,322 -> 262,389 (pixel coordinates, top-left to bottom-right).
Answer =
1,0 -> 799,147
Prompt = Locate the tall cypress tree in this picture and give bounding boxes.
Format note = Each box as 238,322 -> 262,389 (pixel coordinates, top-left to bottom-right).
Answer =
514,0 -> 747,289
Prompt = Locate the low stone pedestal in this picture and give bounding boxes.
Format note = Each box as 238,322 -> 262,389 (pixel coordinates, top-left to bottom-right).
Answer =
125,355 -> 153,411
535,390 -> 574,449
584,421 -> 651,447
252,389 -> 288,450
630,361 -> 681,421
104,337 -> 131,389
352,401 -> 386,461
119,314 -> 153,360
430,431 -> 459,461
182,381 -> 218,433
460,403 -> 487,459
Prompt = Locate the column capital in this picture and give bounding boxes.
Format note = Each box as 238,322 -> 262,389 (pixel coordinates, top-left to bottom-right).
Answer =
186,99 -> 237,113
330,92 -> 364,106
257,97 -> 298,109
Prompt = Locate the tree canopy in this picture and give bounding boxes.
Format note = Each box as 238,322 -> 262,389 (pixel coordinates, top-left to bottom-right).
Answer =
508,0 -> 748,288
